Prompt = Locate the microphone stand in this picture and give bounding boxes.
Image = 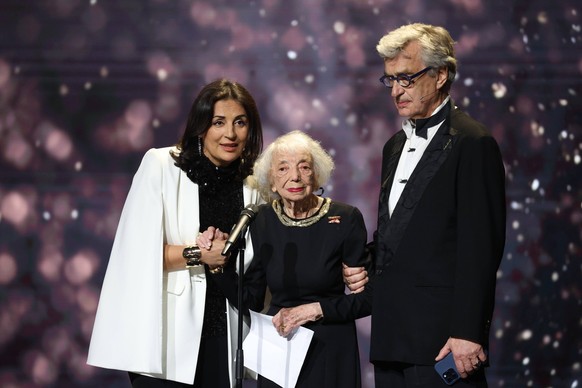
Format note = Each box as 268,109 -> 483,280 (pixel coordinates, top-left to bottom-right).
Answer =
235,235 -> 246,388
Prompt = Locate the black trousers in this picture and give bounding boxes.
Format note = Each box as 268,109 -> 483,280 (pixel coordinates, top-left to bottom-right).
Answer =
129,335 -> 230,388
374,362 -> 487,388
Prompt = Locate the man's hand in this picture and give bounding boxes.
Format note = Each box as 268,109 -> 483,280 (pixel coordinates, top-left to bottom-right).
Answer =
272,302 -> 323,337
342,264 -> 368,293
435,337 -> 486,378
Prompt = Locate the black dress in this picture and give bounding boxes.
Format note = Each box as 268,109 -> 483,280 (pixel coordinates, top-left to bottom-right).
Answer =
217,198 -> 370,388
195,156 -> 243,387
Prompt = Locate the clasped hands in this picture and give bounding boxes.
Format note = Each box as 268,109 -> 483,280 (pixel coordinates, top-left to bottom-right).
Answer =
196,227 -> 230,271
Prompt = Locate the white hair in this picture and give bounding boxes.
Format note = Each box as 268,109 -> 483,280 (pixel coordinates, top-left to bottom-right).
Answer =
248,130 -> 334,202
377,23 -> 457,91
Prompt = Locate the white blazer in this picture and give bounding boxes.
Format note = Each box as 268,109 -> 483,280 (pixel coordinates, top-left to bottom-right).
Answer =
87,147 -> 262,385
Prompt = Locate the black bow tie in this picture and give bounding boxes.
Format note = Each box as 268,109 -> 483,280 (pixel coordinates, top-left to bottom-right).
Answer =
411,101 -> 451,139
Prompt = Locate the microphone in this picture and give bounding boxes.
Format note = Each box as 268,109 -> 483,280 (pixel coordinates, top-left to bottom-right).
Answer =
419,89 -> 438,102
221,204 -> 259,256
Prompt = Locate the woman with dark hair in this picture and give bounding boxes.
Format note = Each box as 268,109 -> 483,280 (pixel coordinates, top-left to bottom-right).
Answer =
88,79 -> 264,387
173,79 -> 263,182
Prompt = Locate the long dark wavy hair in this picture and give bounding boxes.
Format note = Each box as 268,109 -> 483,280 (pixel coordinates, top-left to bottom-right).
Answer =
171,79 -> 263,181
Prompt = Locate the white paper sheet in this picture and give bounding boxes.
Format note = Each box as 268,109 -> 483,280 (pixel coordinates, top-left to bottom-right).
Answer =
243,310 -> 314,388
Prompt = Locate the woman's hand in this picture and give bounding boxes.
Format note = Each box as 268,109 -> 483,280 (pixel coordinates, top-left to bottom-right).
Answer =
196,227 -> 229,270
342,264 -> 368,293
272,302 -> 323,337
196,226 -> 227,249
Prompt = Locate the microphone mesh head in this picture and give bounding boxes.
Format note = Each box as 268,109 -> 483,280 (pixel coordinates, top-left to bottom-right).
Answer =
242,204 -> 259,218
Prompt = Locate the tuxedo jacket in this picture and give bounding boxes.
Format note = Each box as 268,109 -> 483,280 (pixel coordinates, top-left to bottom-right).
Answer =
87,147 -> 262,385
368,103 -> 506,366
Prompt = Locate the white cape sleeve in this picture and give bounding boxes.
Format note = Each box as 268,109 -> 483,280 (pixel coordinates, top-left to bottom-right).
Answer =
87,149 -> 165,374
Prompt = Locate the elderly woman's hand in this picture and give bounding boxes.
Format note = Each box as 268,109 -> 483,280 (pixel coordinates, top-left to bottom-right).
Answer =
272,302 -> 323,337
342,264 -> 368,293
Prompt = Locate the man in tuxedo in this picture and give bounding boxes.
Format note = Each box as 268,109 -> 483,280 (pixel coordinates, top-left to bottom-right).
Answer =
346,23 -> 506,386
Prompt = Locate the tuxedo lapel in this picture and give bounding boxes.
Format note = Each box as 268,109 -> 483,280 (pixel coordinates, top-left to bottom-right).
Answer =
378,133 -> 406,226
391,103 -> 459,220
381,132 -> 407,197
375,132 -> 406,270
394,128 -> 454,216
376,107 -> 460,270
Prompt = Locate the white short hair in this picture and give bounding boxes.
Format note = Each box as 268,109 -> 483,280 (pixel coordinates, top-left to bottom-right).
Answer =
248,130 -> 335,202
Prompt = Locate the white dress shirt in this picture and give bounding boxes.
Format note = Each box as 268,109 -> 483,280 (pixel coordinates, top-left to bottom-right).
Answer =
388,96 -> 450,216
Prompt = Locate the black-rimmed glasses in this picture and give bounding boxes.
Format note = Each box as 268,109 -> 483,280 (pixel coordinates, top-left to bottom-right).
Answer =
379,66 -> 432,88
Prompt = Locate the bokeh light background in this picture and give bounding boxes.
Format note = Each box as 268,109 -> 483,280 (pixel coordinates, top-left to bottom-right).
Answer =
0,0 -> 581,387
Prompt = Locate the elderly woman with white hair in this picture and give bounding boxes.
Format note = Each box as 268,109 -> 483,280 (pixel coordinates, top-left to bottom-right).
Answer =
209,130 -> 372,387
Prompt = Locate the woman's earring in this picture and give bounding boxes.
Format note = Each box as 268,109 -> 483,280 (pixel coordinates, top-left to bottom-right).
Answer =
198,137 -> 202,155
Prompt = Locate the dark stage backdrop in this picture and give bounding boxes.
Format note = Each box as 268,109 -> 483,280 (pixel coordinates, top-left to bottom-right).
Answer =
0,1 -> 580,387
